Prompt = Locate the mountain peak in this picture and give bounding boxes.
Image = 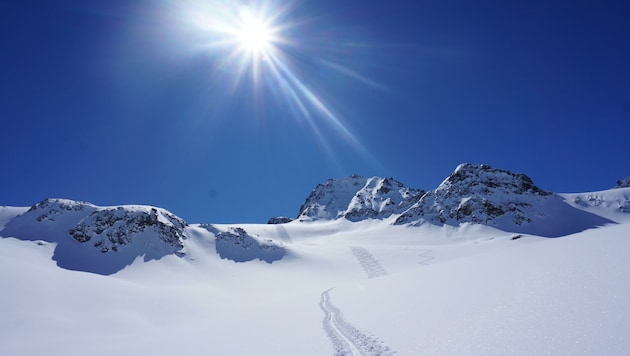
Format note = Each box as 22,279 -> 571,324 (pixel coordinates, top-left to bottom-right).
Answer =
297,175 -> 424,221
444,163 -> 551,196
394,163 -> 615,236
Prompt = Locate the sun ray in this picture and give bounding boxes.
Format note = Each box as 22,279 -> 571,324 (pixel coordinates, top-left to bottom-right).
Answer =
157,0 -> 381,161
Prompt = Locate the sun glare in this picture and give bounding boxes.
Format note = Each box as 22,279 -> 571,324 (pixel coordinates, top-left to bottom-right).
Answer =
169,0 -> 369,155
238,18 -> 271,53
235,6 -> 273,55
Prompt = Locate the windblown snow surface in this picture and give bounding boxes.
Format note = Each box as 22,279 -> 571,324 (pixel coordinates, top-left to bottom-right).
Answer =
1,189 -> 630,355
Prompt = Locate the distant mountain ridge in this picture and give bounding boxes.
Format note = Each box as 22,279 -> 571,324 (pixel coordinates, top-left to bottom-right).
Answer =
296,163 -> 626,237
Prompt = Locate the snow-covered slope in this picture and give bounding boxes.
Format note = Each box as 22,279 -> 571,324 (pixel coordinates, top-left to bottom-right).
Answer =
297,175 -> 424,221
394,164 -> 614,237
563,187 -> 630,222
1,217 -> 629,355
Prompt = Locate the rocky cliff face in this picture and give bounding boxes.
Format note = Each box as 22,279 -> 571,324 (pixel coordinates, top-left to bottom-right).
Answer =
297,175 -> 423,221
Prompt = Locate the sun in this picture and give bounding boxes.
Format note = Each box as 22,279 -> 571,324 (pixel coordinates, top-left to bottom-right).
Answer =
238,18 -> 271,53
236,6 -> 273,55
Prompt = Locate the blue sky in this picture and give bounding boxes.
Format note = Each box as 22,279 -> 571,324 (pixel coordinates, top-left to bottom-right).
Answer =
2,0 -> 629,223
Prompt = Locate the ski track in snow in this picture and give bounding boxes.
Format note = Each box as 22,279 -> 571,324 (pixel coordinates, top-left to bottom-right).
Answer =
320,288 -> 395,356
350,246 -> 388,279
275,225 -> 293,244
405,248 -> 434,265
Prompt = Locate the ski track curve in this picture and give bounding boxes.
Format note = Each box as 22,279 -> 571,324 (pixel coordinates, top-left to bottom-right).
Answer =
320,288 -> 395,356
404,248 -> 434,265
350,246 -> 388,279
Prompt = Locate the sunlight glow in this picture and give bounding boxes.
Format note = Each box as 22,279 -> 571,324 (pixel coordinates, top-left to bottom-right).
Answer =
236,8 -> 272,53
162,0 -> 379,160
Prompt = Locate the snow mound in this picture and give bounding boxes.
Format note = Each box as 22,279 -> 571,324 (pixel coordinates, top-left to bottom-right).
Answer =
298,175 -> 423,221
0,198 -> 188,274
213,227 -> 286,263
395,164 -> 614,237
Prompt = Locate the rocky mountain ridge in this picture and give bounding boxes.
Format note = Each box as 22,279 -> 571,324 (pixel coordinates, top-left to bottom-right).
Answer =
295,163 -> 626,236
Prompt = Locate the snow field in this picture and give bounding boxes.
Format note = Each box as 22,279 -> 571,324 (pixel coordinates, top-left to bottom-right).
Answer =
1,212 -> 630,355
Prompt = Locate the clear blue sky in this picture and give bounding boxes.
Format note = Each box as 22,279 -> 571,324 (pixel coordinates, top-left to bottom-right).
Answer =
2,0 -> 629,223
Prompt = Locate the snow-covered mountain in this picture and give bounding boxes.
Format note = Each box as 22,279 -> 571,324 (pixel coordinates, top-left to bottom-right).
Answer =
394,163 -> 616,237
0,198 -> 188,274
295,164 -> 623,237
297,174 -> 424,221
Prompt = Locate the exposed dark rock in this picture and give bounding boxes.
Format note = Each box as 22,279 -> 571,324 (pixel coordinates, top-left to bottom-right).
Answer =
615,177 -> 630,188
215,227 -> 285,263
267,216 -> 294,224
